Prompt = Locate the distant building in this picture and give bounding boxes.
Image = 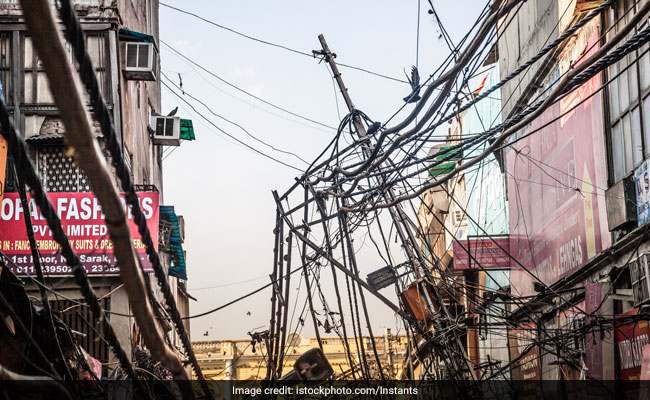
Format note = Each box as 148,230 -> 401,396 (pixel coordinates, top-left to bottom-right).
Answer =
193,330 -> 409,380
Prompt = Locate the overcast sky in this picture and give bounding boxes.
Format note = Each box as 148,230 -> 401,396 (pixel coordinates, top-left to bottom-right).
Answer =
159,0 -> 489,340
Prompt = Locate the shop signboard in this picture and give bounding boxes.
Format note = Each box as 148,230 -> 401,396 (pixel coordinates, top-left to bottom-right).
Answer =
0,191 -> 159,275
509,321 -> 541,380
616,309 -> 650,381
452,236 -> 510,269
584,282 -> 603,380
507,34 -> 611,298
635,158 -> 650,226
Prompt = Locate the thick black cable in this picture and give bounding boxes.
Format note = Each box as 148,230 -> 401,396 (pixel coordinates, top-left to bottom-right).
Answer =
55,1 -> 211,397
342,22 -> 650,209
12,163 -> 74,382
313,0 -> 609,188
0,72 -> 146,395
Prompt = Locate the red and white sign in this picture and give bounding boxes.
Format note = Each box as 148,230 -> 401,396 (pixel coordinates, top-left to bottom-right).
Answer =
509,321 -> 541,381
452,237 -> 510,269
0,192 -> 158,275
616,309 -> 650,381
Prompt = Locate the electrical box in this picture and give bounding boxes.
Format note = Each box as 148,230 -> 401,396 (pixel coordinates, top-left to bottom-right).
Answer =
123,42 -> 156,81
293,348 -> 333,381
605,176 -> 637,231
400,280 -> 440,321
367,266 -> 397,290
150,116 -> 181,146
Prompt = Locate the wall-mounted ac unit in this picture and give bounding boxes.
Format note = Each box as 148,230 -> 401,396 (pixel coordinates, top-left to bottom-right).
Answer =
605,175 -> 636,231
150,116 -> 180,146
123,42 -> 156,81
630,253 -> 650,307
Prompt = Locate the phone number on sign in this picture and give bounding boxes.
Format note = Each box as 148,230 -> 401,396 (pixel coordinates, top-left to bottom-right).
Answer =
11,264 -> 120,275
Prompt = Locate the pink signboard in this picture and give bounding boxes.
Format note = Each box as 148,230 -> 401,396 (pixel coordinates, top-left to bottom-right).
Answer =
452,237 -> 510,269
584,282 -> 603,380
506,33 -> 611,298
0,192 -> 159,275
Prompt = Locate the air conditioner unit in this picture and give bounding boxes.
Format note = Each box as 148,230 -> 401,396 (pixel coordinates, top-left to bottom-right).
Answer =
150,116 -> 181,146
605,175 -> 636,231
630,253 -> 650,307
123,42 -> 156,81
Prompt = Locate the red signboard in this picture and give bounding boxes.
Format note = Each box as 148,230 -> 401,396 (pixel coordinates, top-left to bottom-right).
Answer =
507,33 -> 611,298
584,283 -> 603,380
508,321 -> 541,380
452,237 -> 510,269
616,309 -> 650,381
0,192 -> 158,275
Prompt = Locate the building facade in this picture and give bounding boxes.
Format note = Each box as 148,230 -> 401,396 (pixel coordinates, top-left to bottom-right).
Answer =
193,330 -> 409,381
414,0 -> 650,391
0,0 -> 192,378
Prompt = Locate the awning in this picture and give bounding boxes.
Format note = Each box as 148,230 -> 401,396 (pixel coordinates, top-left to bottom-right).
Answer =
180,119 -> 195,141
159,205 -> 187,280
429,145 -> 463,177
25,134 -> 64,144
25,134 -> 104,145
118,28 -> 159,53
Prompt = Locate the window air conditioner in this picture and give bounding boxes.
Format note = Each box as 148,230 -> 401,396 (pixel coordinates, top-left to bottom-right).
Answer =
605,175 -> 636,231
123,42 -> 156,81
630,253 -> 650,307
150,116 -> 181,146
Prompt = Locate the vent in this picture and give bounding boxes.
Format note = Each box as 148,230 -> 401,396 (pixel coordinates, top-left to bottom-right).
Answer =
150,116 -> 181,146
123,42 -> 156,81
630,253 -> 650,307
453,210 -> 466,226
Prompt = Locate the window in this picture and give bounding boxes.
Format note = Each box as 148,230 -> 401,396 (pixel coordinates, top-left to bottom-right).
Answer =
607,0 -> 650,182
0,32 -> 11,105
37,146 -> 91,192
630,253 -> 650,306
24,31 -> 111,106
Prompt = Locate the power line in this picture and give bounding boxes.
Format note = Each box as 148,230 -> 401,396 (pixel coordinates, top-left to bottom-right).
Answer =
189,275 -> 269,290
159,2 -> 408,83
161,40 -> 341,132
162,80 -> 305,171
183,266 -> 303,320
161,71 -> 310,165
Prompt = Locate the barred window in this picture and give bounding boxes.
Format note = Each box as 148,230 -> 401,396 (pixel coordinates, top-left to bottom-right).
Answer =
24,30 -> 111,105
607,0 -> 650,182
37,146 -> 91,192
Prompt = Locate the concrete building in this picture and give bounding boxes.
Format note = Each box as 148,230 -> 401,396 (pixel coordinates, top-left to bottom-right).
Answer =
414,1 -> 650,390
498,0 -> 616,386
483,0 -> 650,390
0,0 -> 192,377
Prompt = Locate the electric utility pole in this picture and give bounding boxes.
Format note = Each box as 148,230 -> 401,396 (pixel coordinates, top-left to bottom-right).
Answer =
314,34 -> 478,381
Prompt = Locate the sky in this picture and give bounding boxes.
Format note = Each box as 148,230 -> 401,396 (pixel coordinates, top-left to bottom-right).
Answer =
159,0 -> 490,340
